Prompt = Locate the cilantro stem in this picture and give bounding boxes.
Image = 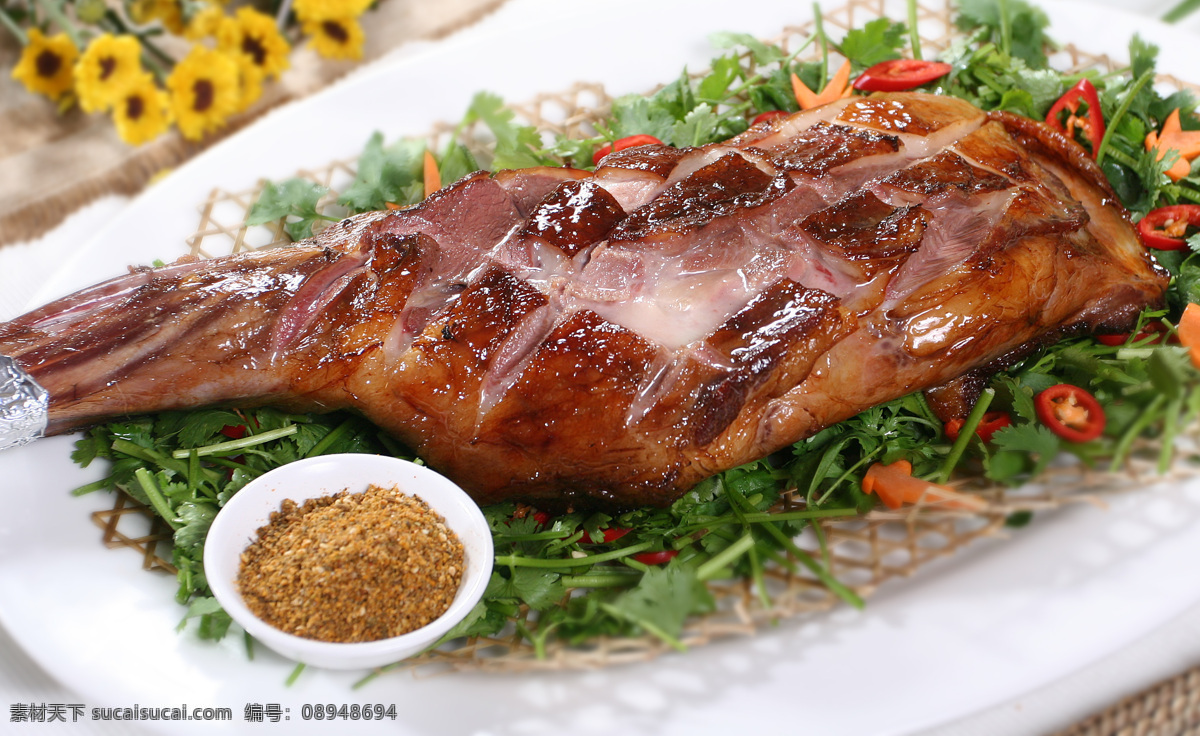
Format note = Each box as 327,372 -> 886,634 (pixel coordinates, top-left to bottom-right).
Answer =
739,507 -> 858,524
997,0 -> 1012,59
598,602 -> 687,652
112,438 -> 191,476
907,0 -> 922,61
495,541 -> 653,568
748,545 -> 772,609
695,533 -> 755,581
303,418 -> 356,458
936,388 -> 995,484
170,425 -> 298,459
493,529 -> 575,543
757,520 -> 864,609
560,572 -> 641,588
134,467 -> 179,530
1163,0 -> 1200,23
1095,70 -> 1155,165
71,477 -> 115,496
1109,394 -> 1167,472
812,2 -> 829,90
1159,395 -> 1184,474
285,663 -> 305,686
817,450 -> 881,505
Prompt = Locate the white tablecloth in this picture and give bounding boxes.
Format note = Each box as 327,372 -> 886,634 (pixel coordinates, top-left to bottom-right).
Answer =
3,1 -> 1200,733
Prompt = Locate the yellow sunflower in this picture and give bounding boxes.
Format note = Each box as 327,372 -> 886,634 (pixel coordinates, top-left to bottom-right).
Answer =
217,7 -> 290,81
74,34 -> 144,114
166,46 -> 240,140
293,0 -> 372,23
11,29 -> 78,101
184,5 -> 226,40
235,65 -> 264,113
303,16 -> 365,61
129,0 -> 186,34
112,74 -> 171,146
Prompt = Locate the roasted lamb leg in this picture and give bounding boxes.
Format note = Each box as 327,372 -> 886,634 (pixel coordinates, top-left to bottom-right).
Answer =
0,93 -> 1167,508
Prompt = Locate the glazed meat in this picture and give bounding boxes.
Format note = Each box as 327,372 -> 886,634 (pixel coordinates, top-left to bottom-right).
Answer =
0,93 -> 1167,508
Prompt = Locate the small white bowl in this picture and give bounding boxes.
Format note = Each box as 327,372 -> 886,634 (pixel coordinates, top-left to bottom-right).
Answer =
204,453 -> 493,670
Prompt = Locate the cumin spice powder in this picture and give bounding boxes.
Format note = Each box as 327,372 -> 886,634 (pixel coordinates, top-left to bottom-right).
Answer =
237,484 -> 465,643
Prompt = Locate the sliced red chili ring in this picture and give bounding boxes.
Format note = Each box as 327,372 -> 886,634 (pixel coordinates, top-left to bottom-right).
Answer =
1035,384 -> 1106,443
1045,79 -> 1105,155
944,411 -> 1012,443
632,550 -> 678,565
751,110 -> 789,126
219,424 -> 247,439
531,510 -> 551,525
1136,204 -> 1200,250
579,527 -> 631,544
852,59 -> 952,92
592,134 -> 664,166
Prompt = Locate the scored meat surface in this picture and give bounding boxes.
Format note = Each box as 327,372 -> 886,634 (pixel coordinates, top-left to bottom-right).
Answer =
0,93 -> 1168,508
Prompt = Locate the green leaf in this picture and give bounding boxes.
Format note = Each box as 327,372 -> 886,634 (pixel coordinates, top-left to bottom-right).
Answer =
465,92 -> 555,170
708,31 -> 785,66
246,178 -> 331,241
669,104 -> 721,147
609,95 -> 677,142
608,566 -> 713,640
337,132 -> 425,213
697,54 -> 742,102
991,423 -> 1060,477
838,18 -> 907,69
174,501 -> 217,550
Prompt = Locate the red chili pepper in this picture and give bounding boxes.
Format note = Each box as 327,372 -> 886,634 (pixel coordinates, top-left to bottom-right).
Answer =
579,527 -> 631,544
592,134 -> 663,166
750,110 -> 789,126
632,549 -> 678,565
219,424 -> 247,439
944,411 -> 1012,443
852,59 -> 952,92
1136,204 -> 1200,250
531,511 -> 551,525
1096,322 -> 1172,346
1035,384 -> 1106,443
1045,79 -> 1105,155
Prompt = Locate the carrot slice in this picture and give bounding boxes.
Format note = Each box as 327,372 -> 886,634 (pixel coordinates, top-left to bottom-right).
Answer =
1177,303 -> 1200,370
1146,109 -> 1200,182
862,460 -> 986,512
423,149 -> 441,199
791,60 -> 854,110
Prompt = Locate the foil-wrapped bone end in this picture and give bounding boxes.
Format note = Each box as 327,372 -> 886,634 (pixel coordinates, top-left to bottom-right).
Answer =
0,356 -> 47,451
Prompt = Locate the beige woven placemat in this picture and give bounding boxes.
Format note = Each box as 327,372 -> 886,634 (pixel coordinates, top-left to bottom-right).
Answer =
1057,665 -> 1200,736
0,0 -> 509,247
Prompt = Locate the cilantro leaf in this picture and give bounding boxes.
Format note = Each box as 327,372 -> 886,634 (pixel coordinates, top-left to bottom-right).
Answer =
608,566 -> 713,640
838,18 -> 907,69
465,92 -> 555,170
708,31 -> 786,66
337,132 -> 425,213
246,178 -> 332,241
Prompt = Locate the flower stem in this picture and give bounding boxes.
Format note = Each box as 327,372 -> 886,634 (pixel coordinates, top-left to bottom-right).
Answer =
34,0 -> 83,47
0,6 -> 28,45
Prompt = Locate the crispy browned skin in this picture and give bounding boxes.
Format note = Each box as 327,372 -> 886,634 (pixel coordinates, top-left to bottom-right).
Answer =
0,93 -> 1168,508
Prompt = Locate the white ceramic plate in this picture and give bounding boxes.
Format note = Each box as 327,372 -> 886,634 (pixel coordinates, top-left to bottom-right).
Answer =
3,1 -> 1200,734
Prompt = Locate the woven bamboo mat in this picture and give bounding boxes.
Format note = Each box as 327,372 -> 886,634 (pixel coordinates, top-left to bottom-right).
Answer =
1057,665 -> 1200,736
0,0 -> 509,247
75,0 -> 1200,729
